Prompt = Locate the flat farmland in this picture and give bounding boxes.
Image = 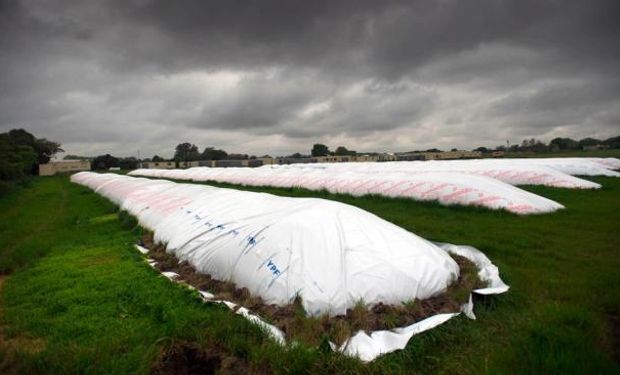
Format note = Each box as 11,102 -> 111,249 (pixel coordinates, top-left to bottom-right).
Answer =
0,175 -> 618,374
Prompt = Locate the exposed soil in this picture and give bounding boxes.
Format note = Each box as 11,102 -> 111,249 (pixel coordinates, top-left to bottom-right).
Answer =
141,232 -> 485,346
151,341 -> 264,375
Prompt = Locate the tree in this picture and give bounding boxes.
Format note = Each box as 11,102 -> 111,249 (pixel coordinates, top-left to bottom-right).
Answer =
151,155 -> 164,162
474,147 -> 489,152
311,144 -> 330,157
334,146 -> 356,156
7,129 -> 36,146
530,140 -> 549,152
13,145 -> 36,174
549,137 -> 579,150
0,133 -> 37,180
174,143 -> 200,161
1,129 -> 62,178
92,154 -> 119,170
119,157 -> 138,170
35,138 -> 63,164
7,128 -> 63,165
201,147 -> 228,160
603,136 -> 620,149
334,146 -> 348,155
521,139 -> 534,148
578,137 -> 602,147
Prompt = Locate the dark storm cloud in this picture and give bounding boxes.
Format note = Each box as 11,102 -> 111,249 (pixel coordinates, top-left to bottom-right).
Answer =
0,0 -> 619,156
478,78 -> 620,138
72,0 -> 620,78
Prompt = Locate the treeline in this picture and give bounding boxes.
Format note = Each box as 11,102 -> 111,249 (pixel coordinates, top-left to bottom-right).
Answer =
171,143 -> 230,161
6,131 -> 618,176
313,137 -> 620,156
163,142 -> 270,162
83,141 -> 345,169
547,136 -> 620,150
476,136 -> 620,153
80,142 -> 269,170
64,154 -> 143,170
310,144 -> 356,157
0,129 -> 63,181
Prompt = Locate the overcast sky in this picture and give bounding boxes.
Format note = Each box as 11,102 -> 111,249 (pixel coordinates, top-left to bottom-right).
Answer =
1,0 -> 619,158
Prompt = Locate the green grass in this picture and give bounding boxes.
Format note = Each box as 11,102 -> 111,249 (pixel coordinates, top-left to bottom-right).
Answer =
505,149 -> 620,158
1,175 -> 619,373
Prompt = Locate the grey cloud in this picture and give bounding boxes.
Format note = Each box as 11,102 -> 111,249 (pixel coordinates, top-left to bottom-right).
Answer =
484,80 -> 620,129
186,74 -> 436,139
190,70 -> 325,131
0,0 -> 619,156
9,0 -> 617,78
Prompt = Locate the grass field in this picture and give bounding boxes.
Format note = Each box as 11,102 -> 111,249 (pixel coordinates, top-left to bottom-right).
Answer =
1,175 -> 619,374
504,149 -> 620,158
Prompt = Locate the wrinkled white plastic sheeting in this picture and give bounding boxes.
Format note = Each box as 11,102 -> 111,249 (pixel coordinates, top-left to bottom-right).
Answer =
337,243 -> 509,362
72,172 -> 460,316
587,157 -> 620,171
277,157 -> 620,182
268,160 -> 605,188
129,167 -> 564,214
498,157 -> 620,177
435,243 -> 509,295
136,242 -> 508,363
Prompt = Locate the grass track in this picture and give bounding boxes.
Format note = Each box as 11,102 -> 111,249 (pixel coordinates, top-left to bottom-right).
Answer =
0,175 -> 619,373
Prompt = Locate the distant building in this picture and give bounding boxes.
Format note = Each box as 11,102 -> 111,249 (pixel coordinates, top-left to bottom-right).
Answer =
175,160 -> 274,168
432,150 -> 482,160
312,155 -> 354,163
396,150 -> 482,161
140,150 -> 482,170
178,161 -> 200,168
257,157 -> 275,165
197,159 -> 263,168
275,157 -> 315,165
395,153 -> 426,161
212,160 -> 251,168
582,144 -> 608,151
144,161 -> 175,169
287,153 -> 397,164
377,153 -> 398,162
39,160 -> 91,176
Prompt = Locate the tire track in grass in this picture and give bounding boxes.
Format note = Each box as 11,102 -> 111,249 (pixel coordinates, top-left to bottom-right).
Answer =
0,275 -> 47,370
0,178 -> 69,274
0,179 -> 69,367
